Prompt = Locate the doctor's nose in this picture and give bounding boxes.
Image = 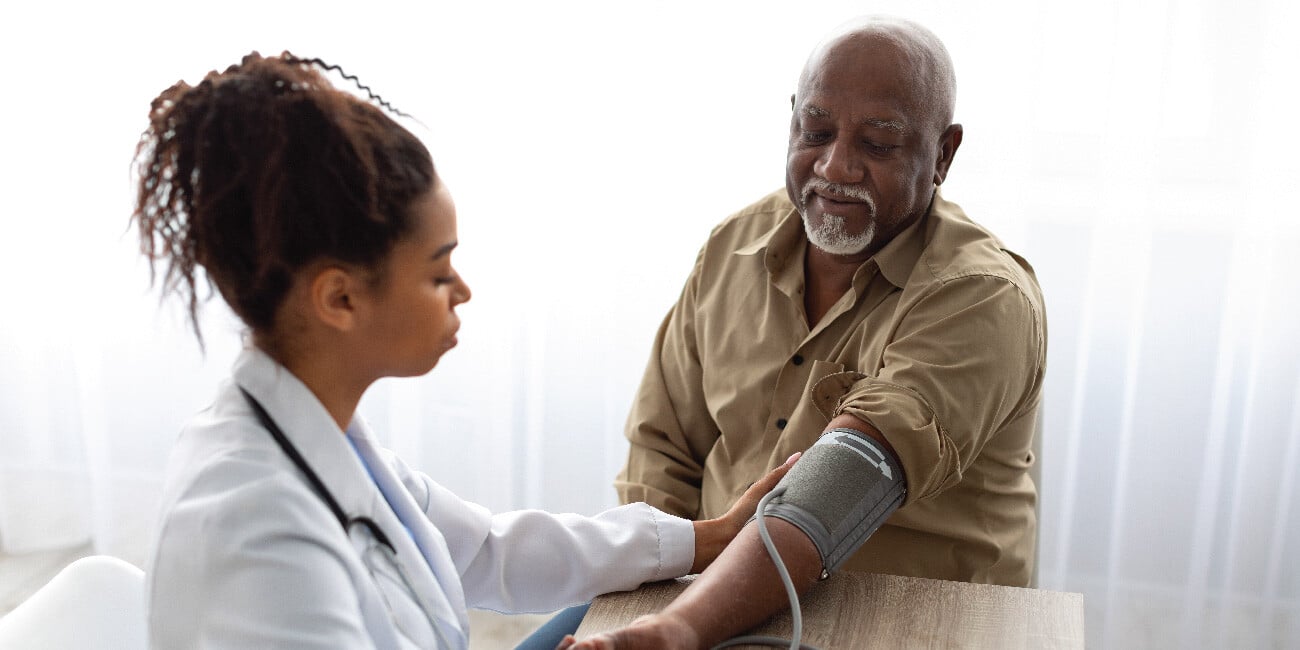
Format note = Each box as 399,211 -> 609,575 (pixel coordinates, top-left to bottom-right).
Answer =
452,273 -> 472,306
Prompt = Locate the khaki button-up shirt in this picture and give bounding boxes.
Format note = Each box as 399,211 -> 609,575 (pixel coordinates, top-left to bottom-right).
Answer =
616,189 -> 1046,586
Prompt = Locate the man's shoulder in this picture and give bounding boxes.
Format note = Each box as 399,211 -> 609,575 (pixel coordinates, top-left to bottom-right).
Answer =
726,188 -> 794,221
706,188 -> 795,248
920,195 -> 1039,292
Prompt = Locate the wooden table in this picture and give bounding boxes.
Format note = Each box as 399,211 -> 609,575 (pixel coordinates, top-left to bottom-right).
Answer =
575,572 -> 1084,649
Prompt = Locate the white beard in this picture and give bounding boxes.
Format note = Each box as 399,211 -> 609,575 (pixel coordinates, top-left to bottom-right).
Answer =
799,178 -> 878,255
803,212 -> 876,255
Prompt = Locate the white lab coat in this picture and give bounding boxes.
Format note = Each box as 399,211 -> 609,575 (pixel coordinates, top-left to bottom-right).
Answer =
146,347 -> 694,649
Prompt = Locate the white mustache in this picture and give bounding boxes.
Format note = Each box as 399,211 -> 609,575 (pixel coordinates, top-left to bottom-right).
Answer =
801,178 -> 874,207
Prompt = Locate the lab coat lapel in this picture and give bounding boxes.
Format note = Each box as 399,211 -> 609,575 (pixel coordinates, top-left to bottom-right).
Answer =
341,449 -> 468,650
346,430 -> 470,637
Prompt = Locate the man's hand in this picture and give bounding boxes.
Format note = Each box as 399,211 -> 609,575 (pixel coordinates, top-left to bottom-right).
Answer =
554,612 -> 697,650
689,452 -> 800,573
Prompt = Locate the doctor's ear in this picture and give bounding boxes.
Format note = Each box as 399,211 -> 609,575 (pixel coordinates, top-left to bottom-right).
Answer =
309,266 -> 364,332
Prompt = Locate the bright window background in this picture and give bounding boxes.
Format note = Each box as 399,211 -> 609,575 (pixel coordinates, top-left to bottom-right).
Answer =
1,1 -> 1297,647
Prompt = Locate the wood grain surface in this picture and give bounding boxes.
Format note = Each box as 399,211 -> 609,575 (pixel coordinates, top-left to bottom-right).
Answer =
575,572 -> 1084,649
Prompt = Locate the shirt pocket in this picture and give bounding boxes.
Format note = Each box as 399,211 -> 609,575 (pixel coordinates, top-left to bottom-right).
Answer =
773,359 -> 848,458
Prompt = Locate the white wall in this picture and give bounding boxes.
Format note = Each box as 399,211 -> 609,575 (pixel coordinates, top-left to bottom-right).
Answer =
1,1 -> 1297,647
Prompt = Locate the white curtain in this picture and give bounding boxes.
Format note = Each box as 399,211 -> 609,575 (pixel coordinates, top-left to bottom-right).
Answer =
1,1 -> 1296,647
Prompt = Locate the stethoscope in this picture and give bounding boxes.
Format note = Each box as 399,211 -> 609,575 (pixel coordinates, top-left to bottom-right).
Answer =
240,387 -> 395,553
240,387 -> 458,648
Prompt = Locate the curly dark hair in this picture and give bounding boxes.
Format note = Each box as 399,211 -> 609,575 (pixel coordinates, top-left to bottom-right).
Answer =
132,51 -> 435,344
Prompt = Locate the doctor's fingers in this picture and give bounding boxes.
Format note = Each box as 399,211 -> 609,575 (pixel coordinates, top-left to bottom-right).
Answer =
739,452 -> 802,501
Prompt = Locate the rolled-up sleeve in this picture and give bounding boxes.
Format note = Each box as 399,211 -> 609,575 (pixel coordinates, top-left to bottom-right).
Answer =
814,274 -> 1044,503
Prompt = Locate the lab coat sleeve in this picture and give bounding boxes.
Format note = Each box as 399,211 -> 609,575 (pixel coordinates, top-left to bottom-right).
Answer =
149,457 -> 376,649
385,452 -> 694,613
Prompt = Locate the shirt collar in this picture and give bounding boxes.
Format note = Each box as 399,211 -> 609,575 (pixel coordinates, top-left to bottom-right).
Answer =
732,189 -> 940,292
734,204 -> 807,299
734,205 -> 803,260
870,189 -> 940,290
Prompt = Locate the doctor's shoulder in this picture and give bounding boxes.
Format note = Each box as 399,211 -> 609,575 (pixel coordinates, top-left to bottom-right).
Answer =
147,420 -> 375,647
152,402 -> 353,567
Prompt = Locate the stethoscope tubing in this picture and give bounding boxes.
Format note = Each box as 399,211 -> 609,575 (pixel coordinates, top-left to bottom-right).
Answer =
239,387 -> 458,649
240,387 -> 396,553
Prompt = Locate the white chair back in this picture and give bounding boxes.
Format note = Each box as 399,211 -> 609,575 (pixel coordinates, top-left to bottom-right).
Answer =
0,555 -> 145,650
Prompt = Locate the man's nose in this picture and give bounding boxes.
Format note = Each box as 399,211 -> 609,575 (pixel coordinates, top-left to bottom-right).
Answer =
813,139 -> 865,184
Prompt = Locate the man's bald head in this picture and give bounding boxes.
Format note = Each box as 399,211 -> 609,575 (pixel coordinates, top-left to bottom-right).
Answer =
785,16 -> 964,260
797,16 -> 957,134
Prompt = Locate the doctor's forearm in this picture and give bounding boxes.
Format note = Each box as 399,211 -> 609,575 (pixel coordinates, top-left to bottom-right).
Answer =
689,517 -> 739,574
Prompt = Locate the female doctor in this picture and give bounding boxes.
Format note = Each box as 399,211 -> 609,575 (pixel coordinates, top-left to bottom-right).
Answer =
133,52 -> 795,649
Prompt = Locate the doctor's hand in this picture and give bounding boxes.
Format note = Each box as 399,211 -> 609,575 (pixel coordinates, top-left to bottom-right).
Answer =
555,612 -> 695,650
688,451 -> 800,573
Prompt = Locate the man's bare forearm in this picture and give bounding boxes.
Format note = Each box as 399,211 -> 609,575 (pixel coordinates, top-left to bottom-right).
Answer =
661,415 -> 890,646
663,517 -> 823,648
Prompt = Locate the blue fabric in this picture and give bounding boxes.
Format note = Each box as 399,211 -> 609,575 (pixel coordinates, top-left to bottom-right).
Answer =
514,602 -> 591,649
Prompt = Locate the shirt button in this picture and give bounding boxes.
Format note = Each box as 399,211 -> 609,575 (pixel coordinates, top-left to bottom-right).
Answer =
776,418 -> 788,430
792,355 -> 804,366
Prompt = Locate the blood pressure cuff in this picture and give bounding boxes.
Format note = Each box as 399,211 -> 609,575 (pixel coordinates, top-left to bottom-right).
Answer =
760,428 -> 906,574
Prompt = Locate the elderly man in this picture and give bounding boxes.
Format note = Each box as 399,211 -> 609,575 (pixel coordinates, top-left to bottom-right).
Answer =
559,15 -> 1046,649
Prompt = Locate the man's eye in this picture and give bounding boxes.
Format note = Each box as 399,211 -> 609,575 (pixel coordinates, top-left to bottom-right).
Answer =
800,131 -> 831,144
865,141 -> 898,155
434,275 -> 456,286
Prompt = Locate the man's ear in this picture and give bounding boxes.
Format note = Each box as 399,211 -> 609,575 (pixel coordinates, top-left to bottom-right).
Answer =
309,266 -> 363,332
933,123 -> 963,186
790,93 -> 797,111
